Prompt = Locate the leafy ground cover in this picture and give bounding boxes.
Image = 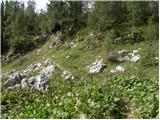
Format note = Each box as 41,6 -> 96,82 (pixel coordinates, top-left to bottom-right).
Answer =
1,76 -> 158,119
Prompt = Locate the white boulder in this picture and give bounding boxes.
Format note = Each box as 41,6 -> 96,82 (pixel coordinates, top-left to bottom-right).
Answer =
116,66 -> 125,72
110,66 -> 125,74
88,59 -> 106,74
130,55 -> 140,62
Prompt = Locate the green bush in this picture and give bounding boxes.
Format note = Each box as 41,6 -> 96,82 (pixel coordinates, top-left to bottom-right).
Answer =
9,35 -> 36,54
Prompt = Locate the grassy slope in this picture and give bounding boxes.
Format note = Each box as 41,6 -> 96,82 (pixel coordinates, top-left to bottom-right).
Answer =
1,27 -> 159,119
2,28 -> 158,78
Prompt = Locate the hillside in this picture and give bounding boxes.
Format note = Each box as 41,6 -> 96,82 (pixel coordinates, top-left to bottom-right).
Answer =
1,27 -> 159,119
1,1 -> 159,119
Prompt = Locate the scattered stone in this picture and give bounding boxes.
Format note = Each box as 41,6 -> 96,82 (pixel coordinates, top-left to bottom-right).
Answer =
110,69 -> 118,74
133,50 -> 139,53
110,66 -> 125,74
118,50 -> 128,54
109,49 -> 141,63
88,59 -> 106,74
90,32 -> 94,37
70,42 -> 78,48
62,70 -> 75,80
130,55 -> 140,62
116,66 -> 125,72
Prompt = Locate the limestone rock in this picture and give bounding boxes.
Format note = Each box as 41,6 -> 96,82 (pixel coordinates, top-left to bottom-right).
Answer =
62,71 -> 75,80
116,66 -> 125,72
133,50 -> 139,53
4,72 -> 26,87
21,78 -> 28,88
4,58 -> 56,92
70,42 -> 78,48
109,49 -> 141,63
40,64 -> 55,77
88,59 -> 106,74
110,66 -> 125,74
130,55 -> 140,62
118,50 -> 128,54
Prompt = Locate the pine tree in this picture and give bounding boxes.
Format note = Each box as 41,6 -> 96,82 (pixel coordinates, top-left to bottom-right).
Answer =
26,0 -> 36,35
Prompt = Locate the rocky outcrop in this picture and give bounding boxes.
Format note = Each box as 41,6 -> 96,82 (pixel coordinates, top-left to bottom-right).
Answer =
108,49 -> 141,63
2,58 -> 76,92
3,59 -> 55,92
27,74 -> 49,92
4,72 -> 26,87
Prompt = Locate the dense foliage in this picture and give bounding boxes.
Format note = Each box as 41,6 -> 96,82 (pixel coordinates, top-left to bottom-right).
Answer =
1,76 -> 158,119
1,1 -> 158,55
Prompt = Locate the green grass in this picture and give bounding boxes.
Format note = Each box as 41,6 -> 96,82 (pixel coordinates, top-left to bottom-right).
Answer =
2,27 -> 158,78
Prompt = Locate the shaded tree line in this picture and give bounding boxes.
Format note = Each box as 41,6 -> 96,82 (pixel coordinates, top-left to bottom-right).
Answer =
1,0 -> 158,55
